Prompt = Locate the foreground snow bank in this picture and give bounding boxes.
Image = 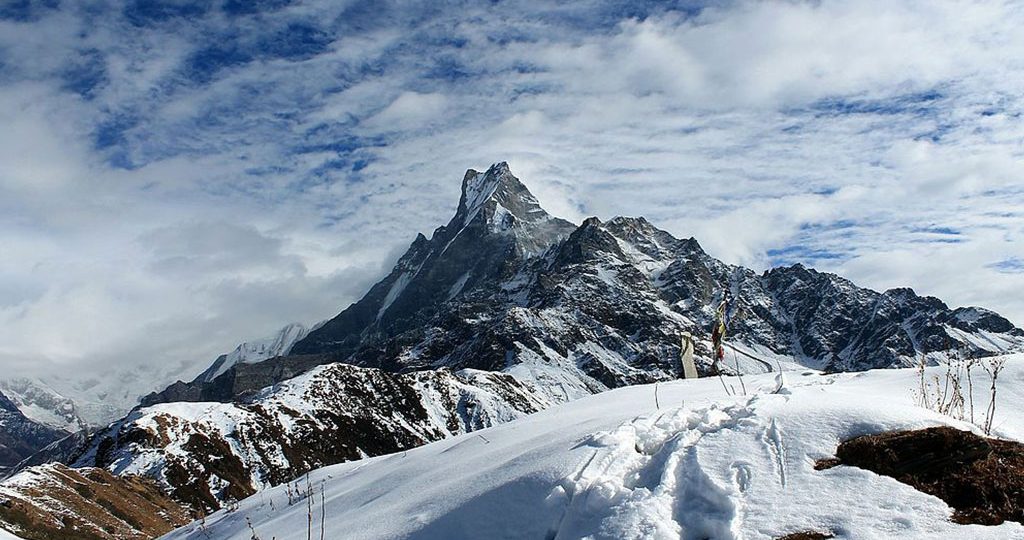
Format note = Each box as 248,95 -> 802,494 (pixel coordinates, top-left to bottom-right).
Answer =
163,355 -> 1024,540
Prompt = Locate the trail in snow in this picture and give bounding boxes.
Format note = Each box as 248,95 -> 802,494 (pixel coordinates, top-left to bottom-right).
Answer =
550,401 -> 756,539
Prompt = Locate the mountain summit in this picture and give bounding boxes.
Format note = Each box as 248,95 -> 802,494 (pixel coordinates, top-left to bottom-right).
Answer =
25,162 -> 1023,523
452,161 -> 575,252
151,162 -> 1022,407
289,162 -> 576,359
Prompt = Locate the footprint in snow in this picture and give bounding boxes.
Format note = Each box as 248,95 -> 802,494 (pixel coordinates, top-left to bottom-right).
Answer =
731,462 -> 753,493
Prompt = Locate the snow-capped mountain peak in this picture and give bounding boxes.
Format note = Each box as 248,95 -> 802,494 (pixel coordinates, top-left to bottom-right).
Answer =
7,163 -> 1024,539
184,163 -> 1024,405
455,161 -> 553,230
191,322 -> 310,384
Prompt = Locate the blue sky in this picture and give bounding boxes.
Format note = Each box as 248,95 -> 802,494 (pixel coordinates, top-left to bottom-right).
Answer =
1,0 -> 1023,378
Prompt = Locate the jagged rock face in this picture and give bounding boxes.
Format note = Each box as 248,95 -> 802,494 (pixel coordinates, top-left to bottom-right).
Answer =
9,430 -> 90,477
141,353 -> 331,406
76,363 -> 547,511
290,163 -> 1021,380
157,162 -> 1024,407
0,392 -> 68,476
290,162 -> 577,360
0,463 -> 193,540
762,267 -> 1024,371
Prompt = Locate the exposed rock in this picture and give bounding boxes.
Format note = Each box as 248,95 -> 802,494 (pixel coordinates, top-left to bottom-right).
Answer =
141,354 -> 331,406
819,426 -> 1024,525
775,532 -> 835,540
76,363 -> 548,510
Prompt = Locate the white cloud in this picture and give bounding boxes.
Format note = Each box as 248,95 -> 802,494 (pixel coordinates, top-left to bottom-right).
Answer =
362,91 -> 449,133
0,0 -> 1023,391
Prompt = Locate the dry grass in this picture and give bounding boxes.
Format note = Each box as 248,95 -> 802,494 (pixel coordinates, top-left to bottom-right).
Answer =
0,464 -> 195,540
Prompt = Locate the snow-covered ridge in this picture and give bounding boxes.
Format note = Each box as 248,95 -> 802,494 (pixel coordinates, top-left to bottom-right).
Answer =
0,324 -> 320,468
162,355 -> 1024,540
72,362 -> 550,510
192,322 -> 311,384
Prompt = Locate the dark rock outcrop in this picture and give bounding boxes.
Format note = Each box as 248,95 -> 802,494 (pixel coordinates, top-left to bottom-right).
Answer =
819,426 -> 1024,525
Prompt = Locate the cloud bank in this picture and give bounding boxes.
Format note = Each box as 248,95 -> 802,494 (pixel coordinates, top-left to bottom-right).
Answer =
1,0 -> 1022,382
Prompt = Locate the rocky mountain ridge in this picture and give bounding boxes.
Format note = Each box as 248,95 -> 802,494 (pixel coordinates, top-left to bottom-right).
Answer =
103,162 -> 1019,509
77,363 -> 546,511
153,162 -> 1024,407
4,162 -> 1022,538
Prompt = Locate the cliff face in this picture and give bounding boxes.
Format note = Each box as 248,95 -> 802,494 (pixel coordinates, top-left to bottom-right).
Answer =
0,391 -> 67,477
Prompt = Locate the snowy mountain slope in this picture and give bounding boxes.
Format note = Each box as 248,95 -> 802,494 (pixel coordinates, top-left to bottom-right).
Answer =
163,355 -> 1024,540
190,323 -> 311,384
0,392 -> 67,476
0,378 -> 85,433
0,324 -> 313,437
147,163 -> 1024,411
72,363 -> 549,511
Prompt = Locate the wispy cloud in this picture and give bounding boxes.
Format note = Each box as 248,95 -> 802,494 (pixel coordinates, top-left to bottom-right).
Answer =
0,0 -> 1023,381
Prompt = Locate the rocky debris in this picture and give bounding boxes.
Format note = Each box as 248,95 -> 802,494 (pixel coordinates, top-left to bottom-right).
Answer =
775,532 -> 835,540
0,463 -> 193,540
818,426 -> 1024,525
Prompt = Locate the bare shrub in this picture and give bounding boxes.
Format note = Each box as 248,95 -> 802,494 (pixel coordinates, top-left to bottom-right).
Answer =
914,347 -> 1005,435
982,356 -> 1007,436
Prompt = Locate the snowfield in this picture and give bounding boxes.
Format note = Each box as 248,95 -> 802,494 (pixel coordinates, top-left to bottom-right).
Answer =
163,355 -> 1024,540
